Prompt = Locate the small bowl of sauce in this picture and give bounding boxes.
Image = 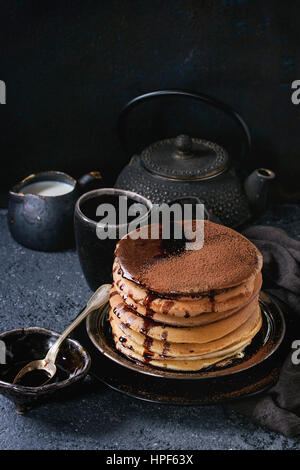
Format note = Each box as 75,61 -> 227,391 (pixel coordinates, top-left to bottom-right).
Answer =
0,327 -> 91,413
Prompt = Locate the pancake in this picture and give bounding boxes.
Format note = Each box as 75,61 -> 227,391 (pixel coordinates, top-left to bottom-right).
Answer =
112,270 -> 262,322
109,303 -> 262,358
114,328 -> 251,361
115,340 -> 249,371
113,261 -> 261,316
110,291 -> 260,344
115,334 -> 251,361
115,220 -> 263,295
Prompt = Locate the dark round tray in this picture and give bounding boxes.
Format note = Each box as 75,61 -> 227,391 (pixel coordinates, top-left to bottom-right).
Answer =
73,291 -> 286,405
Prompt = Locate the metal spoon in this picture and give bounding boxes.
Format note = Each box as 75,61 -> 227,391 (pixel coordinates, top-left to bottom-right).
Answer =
13,283 -> 111,386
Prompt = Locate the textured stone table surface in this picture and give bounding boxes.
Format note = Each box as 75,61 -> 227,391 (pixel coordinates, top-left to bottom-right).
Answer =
1,206 -> 300,450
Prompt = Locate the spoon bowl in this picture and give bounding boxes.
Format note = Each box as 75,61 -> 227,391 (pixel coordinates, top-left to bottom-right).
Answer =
13,359 -> 57,387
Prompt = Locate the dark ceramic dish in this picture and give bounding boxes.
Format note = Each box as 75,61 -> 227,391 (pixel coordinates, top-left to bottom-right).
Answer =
0,327 -> 91,412
71,291 -> 287,405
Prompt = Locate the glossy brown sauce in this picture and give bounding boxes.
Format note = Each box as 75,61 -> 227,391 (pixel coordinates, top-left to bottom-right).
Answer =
143,292 -> 155,318
161,341 -> 170,357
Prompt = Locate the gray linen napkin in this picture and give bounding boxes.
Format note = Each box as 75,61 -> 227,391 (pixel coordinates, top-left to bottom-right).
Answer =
229,225 -> 300,437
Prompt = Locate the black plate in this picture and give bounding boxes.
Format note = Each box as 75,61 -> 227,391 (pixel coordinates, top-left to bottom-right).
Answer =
73,292 -> 286,405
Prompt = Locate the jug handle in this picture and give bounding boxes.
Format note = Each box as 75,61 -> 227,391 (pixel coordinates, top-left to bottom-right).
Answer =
117,89 -> 251,161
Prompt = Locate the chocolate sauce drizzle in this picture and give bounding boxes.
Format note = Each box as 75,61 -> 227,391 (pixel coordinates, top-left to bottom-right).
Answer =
139,317 -> 153,336
161,341 -> 170,357
142,332 -> 154,363
143,351 -> 154,363
143,336 -> 153,351
162,301 -> 174,315
143,292 -> 155,318
161,331 -> 168,341
111,281 -> 178,365
208,292 -> 216,312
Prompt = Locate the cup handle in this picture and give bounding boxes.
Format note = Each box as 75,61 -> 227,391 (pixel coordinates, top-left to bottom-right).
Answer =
78,171 -> 103,193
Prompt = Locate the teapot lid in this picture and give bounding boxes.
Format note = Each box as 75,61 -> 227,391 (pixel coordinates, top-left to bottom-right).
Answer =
141,134 -> 228,181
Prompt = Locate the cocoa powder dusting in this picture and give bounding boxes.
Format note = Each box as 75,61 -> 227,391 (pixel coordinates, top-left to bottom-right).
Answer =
116,220 -> 262,295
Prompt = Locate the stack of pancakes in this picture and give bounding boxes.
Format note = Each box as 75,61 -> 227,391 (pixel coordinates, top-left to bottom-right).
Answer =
109,221 -> 263,371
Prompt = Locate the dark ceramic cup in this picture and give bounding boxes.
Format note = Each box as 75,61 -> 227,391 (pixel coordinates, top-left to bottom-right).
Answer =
74,188 -> 153,290
8,170 -> 103,251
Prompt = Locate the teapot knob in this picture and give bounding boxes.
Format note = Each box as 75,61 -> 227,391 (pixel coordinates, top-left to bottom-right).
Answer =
174,135 -> 193,159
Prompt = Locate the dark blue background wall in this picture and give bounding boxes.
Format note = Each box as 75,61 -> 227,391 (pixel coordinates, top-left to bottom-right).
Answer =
0,0 -> 299,206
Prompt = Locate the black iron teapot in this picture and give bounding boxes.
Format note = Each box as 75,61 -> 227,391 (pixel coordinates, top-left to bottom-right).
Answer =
115,90 -> 275,227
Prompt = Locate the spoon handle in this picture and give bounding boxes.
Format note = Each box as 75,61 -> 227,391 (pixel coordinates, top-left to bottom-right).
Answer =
45,284 -> 111,363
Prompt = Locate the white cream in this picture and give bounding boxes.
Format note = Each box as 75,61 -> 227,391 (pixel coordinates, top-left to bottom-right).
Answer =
21,180 -> 74,197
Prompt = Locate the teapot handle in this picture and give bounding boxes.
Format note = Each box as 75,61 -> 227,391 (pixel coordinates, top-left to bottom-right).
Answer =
118,89 -> 251,160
